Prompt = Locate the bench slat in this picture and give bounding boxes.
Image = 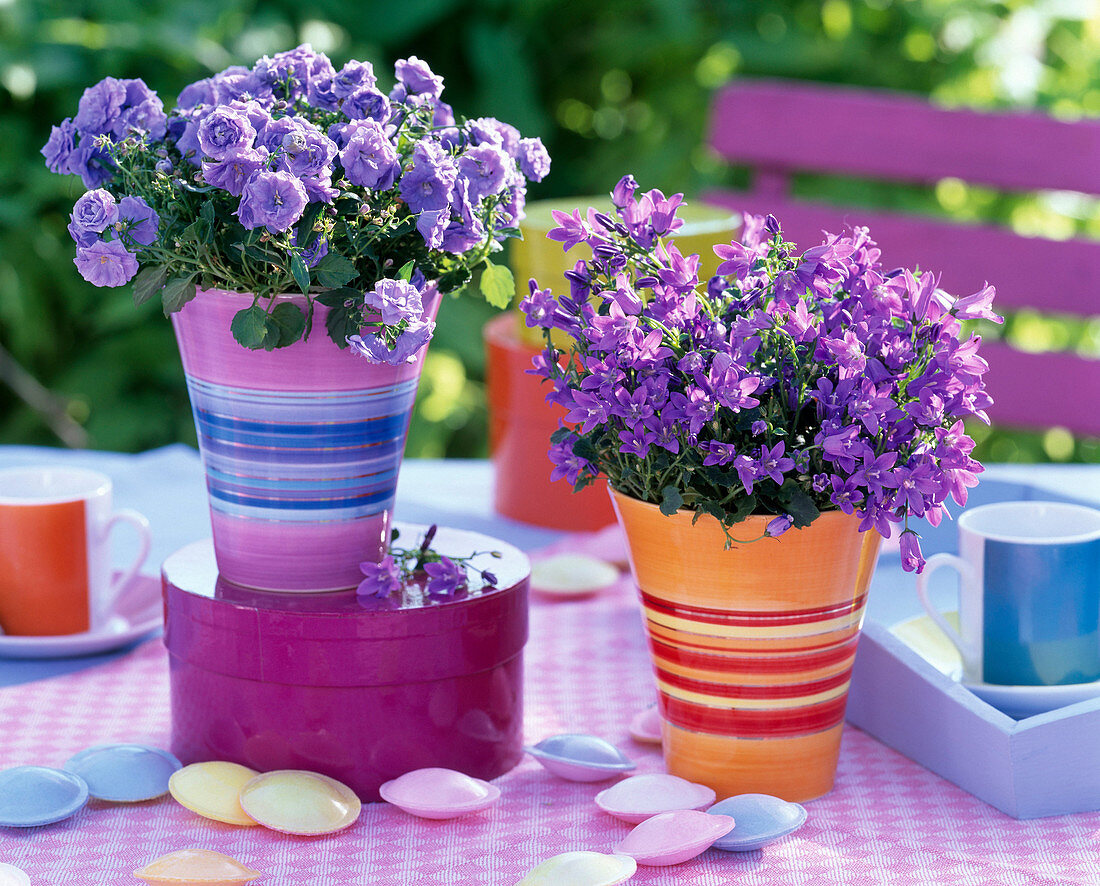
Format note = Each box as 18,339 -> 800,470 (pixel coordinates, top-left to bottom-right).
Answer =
980,342 -> 1100,436
701,190 -> 1098,318
709,81 -> 1100,196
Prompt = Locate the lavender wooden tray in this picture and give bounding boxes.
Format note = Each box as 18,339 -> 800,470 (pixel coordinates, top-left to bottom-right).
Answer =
847,618 -> 1100,819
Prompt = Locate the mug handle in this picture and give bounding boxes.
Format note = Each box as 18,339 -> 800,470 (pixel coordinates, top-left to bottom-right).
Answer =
104,509 -> 152,606
915,552 -> 978,668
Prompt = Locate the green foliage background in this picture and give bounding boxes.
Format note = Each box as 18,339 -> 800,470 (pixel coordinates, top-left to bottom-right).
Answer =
1,0 -> 1097,461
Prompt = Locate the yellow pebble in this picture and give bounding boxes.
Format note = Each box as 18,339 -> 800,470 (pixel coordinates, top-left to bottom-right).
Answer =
168,762 -> 259,827
239,770 -> 361,835
516,851 -> 636,885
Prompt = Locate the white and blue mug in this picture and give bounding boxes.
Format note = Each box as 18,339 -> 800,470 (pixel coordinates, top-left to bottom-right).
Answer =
916,501 -> 1100,686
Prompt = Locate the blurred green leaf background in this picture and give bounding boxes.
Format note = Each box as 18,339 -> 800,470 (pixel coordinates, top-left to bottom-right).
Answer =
1,0 -> 1097,463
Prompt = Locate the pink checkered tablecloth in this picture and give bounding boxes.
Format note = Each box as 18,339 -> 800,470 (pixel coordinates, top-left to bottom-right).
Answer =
2,530 -> 1100,885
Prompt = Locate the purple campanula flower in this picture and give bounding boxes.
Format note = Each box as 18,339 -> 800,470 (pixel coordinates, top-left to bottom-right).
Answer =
458,143 -> 508,202
339,120 -> 400,190
73,77 -> 127,135
365,279 -> 424,326
203,148 -> 267,197
466,118 -> 520,156
516,137 -> 550,182
702,441 -> 737,466
400,140 -> 457,213
548,433 -> 593,486
416,209 -> 448,250
113,79 -> 167,139
343,88 -> 391,123
117,195 -> 159,246
734,454 -> 759,495
333,60 -> 377,99
395,56 -> 444,98
237,170 -> 308,231
766,515 -> 793,537
424,556 -> 467,598
520,282 -> 558,329
611,174 -> 638,209
197,105 -> 256,161
757,442 -> 795,485
899,531 -> 925,573
822,330 -> 867,375
952,283 -> 1003,323
357,555 -> 402,599
547,209 -> 593,252
74,239 -> 138,287
389,319 -> 436,362
292,229 -> 329,268
441,180 -> 486,253
41,118 -> 81,176
70,189 -> 118,236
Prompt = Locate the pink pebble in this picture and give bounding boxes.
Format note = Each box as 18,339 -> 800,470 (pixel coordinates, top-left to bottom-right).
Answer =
628,705 -> 662,745
379,768 -> 501,820
595,773 -> 716,824
615,810 -> 736,866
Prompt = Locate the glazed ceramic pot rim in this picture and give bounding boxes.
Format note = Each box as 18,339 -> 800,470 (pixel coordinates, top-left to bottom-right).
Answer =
608,487 -> 856,526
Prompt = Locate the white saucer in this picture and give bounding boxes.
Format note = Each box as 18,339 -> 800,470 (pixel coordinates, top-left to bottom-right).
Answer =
890,612 -> 1100,719
0,573 -> 160,659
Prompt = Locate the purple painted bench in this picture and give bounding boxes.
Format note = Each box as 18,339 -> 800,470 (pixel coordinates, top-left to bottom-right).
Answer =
703,79 -> 1100,436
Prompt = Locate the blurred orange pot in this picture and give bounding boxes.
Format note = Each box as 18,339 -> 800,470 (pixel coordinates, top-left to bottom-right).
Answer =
610,490 -> 881,803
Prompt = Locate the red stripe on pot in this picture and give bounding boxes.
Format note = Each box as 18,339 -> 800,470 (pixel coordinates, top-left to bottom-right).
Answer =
662,693 -> 850,738
656,666 -> 853,700
647,635 -> 860,674
640,590 -> 868,626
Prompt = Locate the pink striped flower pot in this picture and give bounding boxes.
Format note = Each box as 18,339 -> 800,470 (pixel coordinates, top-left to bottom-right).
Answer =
172,288 -> 439,592
611,490 -> 881,803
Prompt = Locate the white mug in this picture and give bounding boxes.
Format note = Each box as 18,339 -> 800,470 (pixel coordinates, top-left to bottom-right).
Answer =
0,467 -> 151,636
917,501 -> 1100,686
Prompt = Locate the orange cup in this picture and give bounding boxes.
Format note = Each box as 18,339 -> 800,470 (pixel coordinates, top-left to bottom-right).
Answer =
0,467 -> 150,635
610,489 -> 881,802
484,314 -> 616,531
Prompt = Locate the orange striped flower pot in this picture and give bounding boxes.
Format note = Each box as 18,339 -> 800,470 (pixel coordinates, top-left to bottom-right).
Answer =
610,490 -> 881,803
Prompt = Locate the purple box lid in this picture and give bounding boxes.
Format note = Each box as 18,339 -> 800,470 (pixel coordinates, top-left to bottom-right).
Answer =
163,525 -> 529,688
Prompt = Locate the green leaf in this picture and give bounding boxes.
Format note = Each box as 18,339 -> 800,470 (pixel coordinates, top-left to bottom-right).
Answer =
230,305 -> 269,349
297,202 -> 324,240
779,485 -> 820,528
658,485 -> 685,516
265,302 -> 307,349
314,252 -> 357,288
132,265 -> 168,307
398,260 -> 416,281
161,274 -> 197,316
289,253 -> 310,295
200,200 -> 215,228
325,304 -> 358,349
479,262 -> 515,310
550,426 -> 574,445
316,287 -> 359,309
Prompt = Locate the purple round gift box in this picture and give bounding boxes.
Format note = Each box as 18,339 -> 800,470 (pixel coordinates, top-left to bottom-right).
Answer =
162,526 -> 529,800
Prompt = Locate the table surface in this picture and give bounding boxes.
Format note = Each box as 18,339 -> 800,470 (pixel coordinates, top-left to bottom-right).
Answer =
1,445 -> 1099,885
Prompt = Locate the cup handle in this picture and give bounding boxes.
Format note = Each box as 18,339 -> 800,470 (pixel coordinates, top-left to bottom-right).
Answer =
104,509 -> 152,607
915,552 -> 978,668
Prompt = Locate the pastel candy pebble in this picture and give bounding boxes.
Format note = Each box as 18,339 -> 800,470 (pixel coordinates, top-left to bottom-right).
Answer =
526,734 -> 635,782
0,765 -> 89,827
239,770 -> 361,835
516,851 -> 637,885
378,767 -> 501,819
707,793 -> 808,851
615,810 -> 736,866
595,773 -> 716,824
64,744 -> 182,803
0,862 -> 31,886
168,762 -> 259,826
627,705 -> 662,745
133,848 -> 262,885
530,555 -> 619,598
